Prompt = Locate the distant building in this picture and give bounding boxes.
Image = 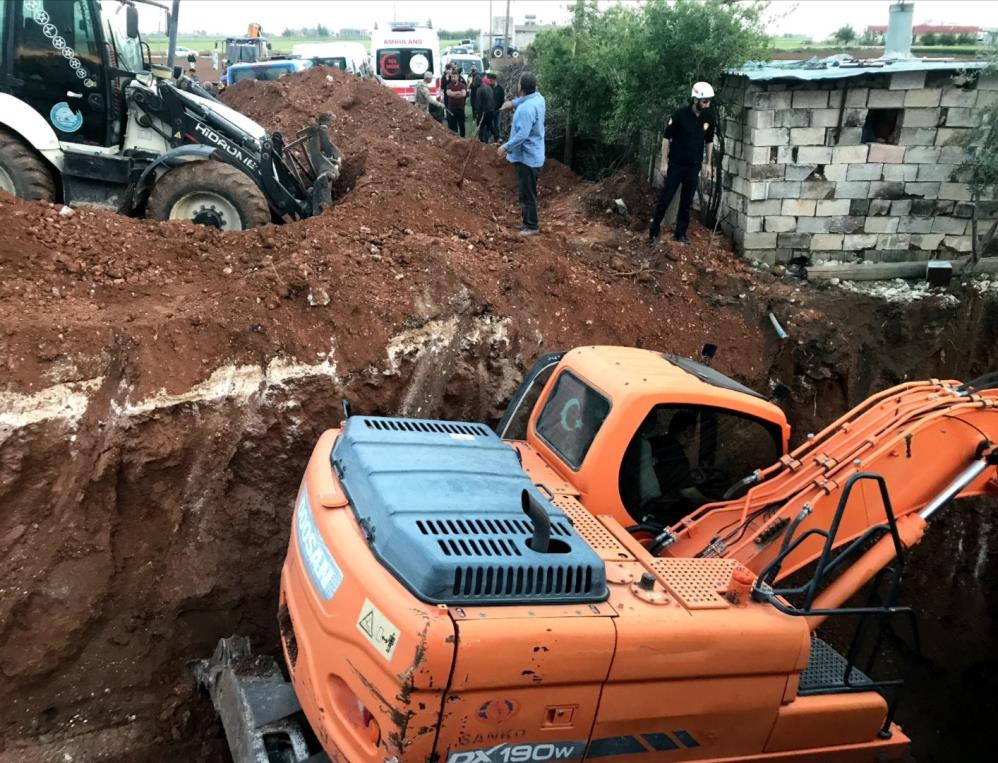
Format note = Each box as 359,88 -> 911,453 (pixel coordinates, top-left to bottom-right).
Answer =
865,24 -> 981,43
337,28 -> 368,39
479,15 -> 564,52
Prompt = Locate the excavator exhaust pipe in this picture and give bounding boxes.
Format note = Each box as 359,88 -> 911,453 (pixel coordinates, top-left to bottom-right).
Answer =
522,489 -> 551,553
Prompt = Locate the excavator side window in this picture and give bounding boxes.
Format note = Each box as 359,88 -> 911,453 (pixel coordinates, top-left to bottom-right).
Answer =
534,371 -> 611,470
619,405 -> 782,525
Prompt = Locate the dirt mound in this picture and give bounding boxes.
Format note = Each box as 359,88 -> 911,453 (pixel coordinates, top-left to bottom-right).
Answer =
1,68 -> 996,761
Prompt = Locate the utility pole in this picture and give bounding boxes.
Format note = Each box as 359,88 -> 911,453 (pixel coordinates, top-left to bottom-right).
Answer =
166,0 -> 180,68
504,0 -> 511,54
489,0 -> 493,52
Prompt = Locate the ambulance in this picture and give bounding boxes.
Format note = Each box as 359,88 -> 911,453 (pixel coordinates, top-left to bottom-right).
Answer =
371,22 -> 441,102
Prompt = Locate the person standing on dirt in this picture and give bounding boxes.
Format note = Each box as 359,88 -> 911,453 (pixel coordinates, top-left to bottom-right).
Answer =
498,71 -> 546,236
648,82 -> 716,247
211,51 -> 219,71
415,71 -> 445,123
474,77 -> 496,143
469,67 -> 482,123
489,73 -> 505,143
445,71 -> 468,137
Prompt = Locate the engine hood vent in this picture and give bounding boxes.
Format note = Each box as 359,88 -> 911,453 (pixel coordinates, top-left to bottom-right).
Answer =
331,415 -> 608,605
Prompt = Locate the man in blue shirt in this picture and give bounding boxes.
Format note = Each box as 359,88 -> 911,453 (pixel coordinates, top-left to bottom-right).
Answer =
498,72 -> 545,236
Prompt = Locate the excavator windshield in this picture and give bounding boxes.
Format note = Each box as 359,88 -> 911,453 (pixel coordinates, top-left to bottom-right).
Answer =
620,404 -> 783,523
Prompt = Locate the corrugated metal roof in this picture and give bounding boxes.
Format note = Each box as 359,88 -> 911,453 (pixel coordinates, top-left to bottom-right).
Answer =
729,56 -> 986,82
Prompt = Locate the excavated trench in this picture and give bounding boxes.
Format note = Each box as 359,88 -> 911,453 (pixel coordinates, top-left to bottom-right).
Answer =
1,69 -> 997,762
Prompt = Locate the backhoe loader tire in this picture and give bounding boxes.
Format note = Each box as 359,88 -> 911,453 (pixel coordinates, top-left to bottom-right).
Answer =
0,129 -> 56,202
147,161 -> 271,231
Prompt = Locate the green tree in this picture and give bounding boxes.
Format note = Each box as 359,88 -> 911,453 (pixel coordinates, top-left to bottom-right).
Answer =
832,25 -> 856,45
920,31 -> 938,45
281,28 -> 295,38
315,24 -> 331,38
937,32 -> 957,45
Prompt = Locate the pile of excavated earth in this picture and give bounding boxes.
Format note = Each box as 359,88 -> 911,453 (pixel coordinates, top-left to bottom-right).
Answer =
1,68 -> 997,761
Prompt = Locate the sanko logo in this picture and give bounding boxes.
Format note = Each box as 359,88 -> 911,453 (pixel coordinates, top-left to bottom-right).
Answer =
447,742 -> 584,763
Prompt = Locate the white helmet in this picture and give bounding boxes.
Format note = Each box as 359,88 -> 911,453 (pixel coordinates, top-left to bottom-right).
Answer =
691,81 -> 715,99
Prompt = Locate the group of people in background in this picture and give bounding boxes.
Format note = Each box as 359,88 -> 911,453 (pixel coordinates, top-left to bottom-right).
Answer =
414,65 -> 506,144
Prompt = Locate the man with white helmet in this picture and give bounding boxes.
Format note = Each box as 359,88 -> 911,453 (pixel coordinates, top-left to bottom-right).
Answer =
648,81 -> 717,246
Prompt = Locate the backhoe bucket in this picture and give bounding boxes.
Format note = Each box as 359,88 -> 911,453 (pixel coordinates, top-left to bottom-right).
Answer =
275,114 -> 343,216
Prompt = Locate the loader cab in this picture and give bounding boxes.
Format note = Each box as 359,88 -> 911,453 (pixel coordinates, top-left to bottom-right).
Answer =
0,0 -> 148,148
511,346 -> 790,528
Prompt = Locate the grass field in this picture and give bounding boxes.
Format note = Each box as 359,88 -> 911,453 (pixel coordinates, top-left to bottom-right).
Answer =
144,35 -> 465,55
768,36 -> 984,56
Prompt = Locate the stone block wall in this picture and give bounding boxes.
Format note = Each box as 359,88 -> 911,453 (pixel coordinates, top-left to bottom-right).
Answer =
718,67 -> 997,265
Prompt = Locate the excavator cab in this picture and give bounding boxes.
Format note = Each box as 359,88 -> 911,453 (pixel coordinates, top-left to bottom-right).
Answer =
503,346 -> 791,530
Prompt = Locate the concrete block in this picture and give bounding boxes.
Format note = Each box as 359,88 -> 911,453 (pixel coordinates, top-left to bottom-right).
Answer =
742,231 -> 778,249
942,235 -> 972,252
934,200 -> 955,215
746,199 -> 782,217
832,145 -> 869,164
867,143 -> 906,163
748,163 -> 786,180
845,88 -> 869,108
747,109 -> 775,129
847,163 -> 884,181
978,71 -> 998,90
786,164 -> 819,181
869,181 -> 905,200
849,199 -> 870,216
904,89 -> 942,107
746,180 -> 769,201
899,127 -> 938,145
910,199 -> 936,216
815,199 -> 851,216
798,216 -> 832,233
768,181 -> 802,199
882,164 -> 918,181
977,201 -> 998,216
954,202 -> 975,219
774,109 -> 811,128
910,233 -> 944,250
778,232 -> 812,248
823,164 -> 848,181
916,164 -> 957,182
810,109 -> 842,128
792,91 -> 829,108
777,146 -> 796,164
938,146 -> 972,164
899,216 -> 933,233
782,199 -> 817,216
843,234 -> 879,251
811,233 -> 844,250
938,183 -> 972,201
829,216 -> 866,234
752,128 -> 790,147
869,198 -> 892,215
905,182 -> 941,199
931,216 -> 968,234
978,90 -> 998,108
941,88 -> 977,108
841,108 -> 867,128
745,215 -> 764,233
867,90 -> 906,108
752,91 -> 793,111
834,181 -> 871,199
796,146 -> 832,164
935,128 -> 973,147
877,234 -> 911,250
827,90 -> 844,109
904,146 -> 941,164
790,127 -> 827,146
765,216 -> 797,232
903,108 -> 941,128
834,128 -> 864,145
944,108 -> 980,128
864,216 -> 900,234
800,181 -> 835,200
890,199 -> 912,216
890,70 -> 927,90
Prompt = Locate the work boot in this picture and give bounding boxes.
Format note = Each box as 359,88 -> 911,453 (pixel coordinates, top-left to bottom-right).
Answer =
648,232 -> 659,247
518,227 -> 539,237
672,234 -> 689,245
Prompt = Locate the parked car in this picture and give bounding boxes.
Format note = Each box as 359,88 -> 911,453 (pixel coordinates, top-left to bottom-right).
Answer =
223,58 -> 313,86
174,45 -> 199,60
292,42 -> 370,76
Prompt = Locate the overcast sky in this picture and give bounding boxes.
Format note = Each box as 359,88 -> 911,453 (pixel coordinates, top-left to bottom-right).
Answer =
152,1 -> 998,36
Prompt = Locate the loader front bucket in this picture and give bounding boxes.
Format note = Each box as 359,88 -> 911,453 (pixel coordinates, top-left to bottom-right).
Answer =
275,113 -> 343,216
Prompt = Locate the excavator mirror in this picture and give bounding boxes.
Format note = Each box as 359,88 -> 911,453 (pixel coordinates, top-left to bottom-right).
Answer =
701,343 -> 718,366
126,5 -> 139,39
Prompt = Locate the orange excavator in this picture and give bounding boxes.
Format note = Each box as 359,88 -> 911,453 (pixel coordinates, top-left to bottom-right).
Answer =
197,346 -> 998,763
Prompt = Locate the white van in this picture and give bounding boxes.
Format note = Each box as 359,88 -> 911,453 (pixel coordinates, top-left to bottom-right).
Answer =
370,23 -> 440,102
443,53 -> 485,79
291,42 -> 370,76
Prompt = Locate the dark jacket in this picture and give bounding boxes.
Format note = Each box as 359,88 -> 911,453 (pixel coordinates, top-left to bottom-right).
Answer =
492,82 -> 505,106
474,82 -> 495,118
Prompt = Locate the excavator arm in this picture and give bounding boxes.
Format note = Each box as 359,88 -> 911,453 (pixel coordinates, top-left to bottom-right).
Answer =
662,376 -> 998,622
